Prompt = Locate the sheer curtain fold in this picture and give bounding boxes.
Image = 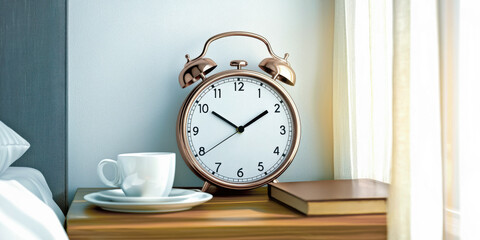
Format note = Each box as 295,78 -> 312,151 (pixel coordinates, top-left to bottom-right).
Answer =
457,1 -> 480,238
408,1 -> 443,239
388,0 -> 444,239
333,0 -> 392,183
438,1 -> 480,238
388,0 -> 411,238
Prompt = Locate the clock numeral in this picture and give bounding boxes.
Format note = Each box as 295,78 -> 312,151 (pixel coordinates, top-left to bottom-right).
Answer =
214,89 -> 222,98
237,168 -> 244,177
273,146 -> 280,155
193,126 -> 199,136
257,162 -> 264,171
258,88 -> 261,98
198,147 -> 205,156
280,125 -> 286,135
234,82 -> 244,91
198,104 -> 209,113
215,162 -> 222,172
274,104 -> 281,113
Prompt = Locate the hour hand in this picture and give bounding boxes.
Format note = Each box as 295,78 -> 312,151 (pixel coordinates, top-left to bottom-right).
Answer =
212,111 -> 238,129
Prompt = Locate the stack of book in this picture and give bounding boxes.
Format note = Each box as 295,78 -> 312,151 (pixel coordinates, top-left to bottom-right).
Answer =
268,179 -> 388,215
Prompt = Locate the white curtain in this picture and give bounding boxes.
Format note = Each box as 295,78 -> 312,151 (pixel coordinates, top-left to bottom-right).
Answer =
333,0 -> 392,183
333,0 -> 445,239
389,0 -> 444,239
387,0 -> 480,239
333,0 -> 480,238
455,0 -> 480,238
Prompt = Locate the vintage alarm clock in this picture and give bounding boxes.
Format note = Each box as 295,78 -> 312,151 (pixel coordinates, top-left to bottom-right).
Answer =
176,31 -> 300,191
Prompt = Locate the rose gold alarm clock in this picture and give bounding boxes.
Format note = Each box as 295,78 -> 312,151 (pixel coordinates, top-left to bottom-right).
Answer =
176,31 -> 300,191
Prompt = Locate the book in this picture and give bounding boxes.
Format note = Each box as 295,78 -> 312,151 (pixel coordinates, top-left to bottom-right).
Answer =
268,179 -> 388,215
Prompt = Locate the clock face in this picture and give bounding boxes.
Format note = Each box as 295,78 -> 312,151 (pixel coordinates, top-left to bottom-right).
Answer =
185,76 -> 294,184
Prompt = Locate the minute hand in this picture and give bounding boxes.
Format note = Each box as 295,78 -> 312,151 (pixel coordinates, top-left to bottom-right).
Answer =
243,110 -> 269,129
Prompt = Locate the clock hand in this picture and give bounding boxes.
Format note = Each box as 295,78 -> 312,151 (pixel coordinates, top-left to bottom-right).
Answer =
242,110 -> 269,129
204,130 -> 238,155
212,111 -> 238,129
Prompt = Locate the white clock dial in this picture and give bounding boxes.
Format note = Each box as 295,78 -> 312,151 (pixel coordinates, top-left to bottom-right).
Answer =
186,76 -> 294,183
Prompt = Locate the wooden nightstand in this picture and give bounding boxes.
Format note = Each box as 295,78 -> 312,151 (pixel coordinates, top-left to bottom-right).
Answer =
66,188 -> 386,239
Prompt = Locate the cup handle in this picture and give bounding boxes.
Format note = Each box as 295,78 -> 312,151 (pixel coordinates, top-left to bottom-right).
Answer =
97,159 -> 121,187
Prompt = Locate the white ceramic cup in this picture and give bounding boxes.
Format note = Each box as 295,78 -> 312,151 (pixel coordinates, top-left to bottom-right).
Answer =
97,152 -> 175,197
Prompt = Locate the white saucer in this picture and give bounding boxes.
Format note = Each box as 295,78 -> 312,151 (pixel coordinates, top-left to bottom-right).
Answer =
84,189 -> 212,213
97,188 -> 199,203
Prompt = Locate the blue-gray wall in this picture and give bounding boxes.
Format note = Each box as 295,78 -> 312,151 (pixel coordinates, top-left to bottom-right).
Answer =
68,0 -> 334,202
0,0 -> 67,211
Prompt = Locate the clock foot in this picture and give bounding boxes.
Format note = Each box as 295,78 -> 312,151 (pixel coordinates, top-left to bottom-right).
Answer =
272,179 -> 279,183
201,181 -> 211,192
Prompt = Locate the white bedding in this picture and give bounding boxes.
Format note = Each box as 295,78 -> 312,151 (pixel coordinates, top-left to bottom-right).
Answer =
0,167 -> 68,240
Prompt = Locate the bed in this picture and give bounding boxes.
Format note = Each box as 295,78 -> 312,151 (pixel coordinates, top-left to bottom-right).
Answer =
0,121 -> 68,239
0,167 -> 67,239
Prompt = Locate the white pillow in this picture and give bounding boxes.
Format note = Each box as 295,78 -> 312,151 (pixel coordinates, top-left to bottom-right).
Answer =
0,121 -> 30,175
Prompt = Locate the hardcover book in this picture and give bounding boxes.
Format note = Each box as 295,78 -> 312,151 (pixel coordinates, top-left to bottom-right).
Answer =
268,179 -> 389,215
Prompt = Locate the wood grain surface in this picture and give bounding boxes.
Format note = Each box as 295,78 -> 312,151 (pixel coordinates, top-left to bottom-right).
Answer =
67,188 -> 386,239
